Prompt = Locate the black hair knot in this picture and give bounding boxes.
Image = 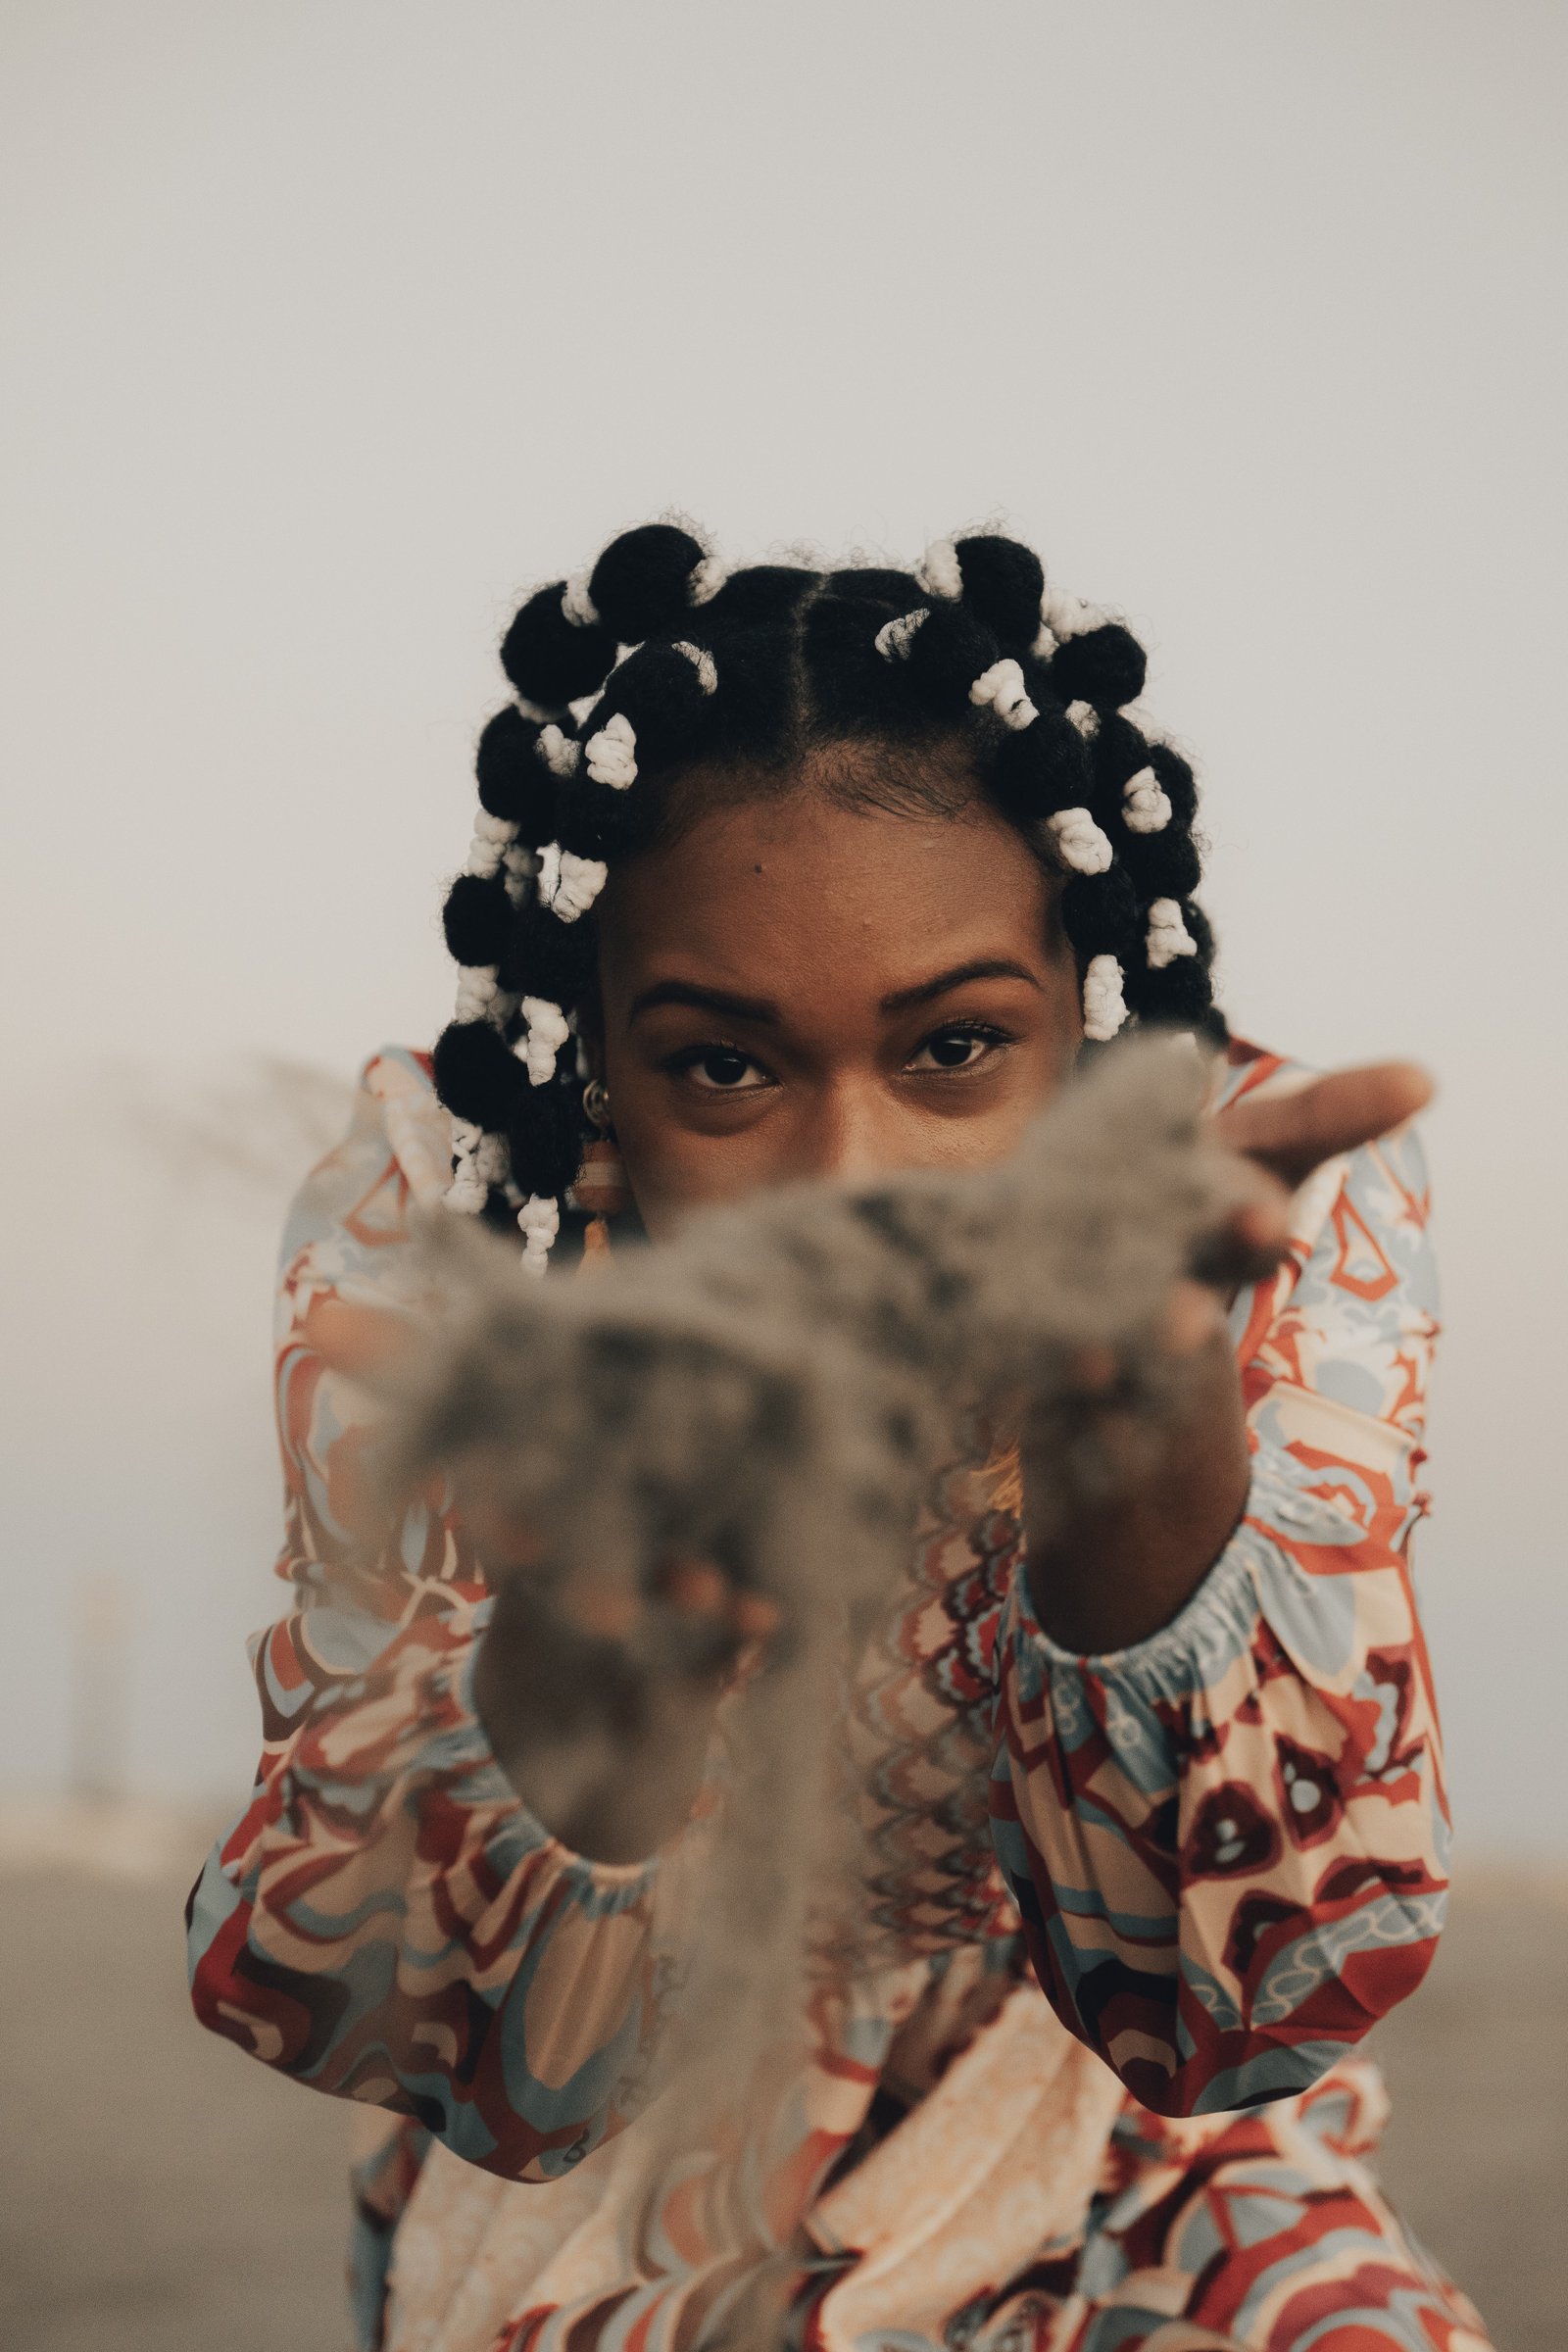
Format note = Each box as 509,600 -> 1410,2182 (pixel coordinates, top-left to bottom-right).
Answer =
588,523 -> 715,643
954,535 -> 1046,652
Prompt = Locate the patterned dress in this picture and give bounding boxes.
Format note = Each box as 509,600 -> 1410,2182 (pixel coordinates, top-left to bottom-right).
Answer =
186,1039 -> 1491,2352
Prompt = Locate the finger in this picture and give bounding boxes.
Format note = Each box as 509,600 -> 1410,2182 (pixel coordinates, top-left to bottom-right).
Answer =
1214,1062 -> 1433,1190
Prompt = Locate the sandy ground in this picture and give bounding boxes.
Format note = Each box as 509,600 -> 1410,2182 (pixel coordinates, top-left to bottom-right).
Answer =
0,1806 -> 1558,2351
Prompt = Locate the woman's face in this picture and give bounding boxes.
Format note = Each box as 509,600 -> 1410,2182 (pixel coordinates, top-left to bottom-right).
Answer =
592,760 -> 1083,1238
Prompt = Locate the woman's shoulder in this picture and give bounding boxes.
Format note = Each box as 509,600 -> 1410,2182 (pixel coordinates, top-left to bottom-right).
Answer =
358,1044 -> 450,1205
275,1045 -> 449,1312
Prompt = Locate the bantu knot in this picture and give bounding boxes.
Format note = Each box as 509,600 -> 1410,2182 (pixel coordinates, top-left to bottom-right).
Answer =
554,732 -> 665,865
704,565 -> 817,629
954,536 -> 1046,651
501,585 -> 617,707
601,642 -> 713,759
990,698 -> 1095,821
1089,712 -> 1155,793
506,1068 -> 587,1201
902,601 -> 1001,717
1147,743 -> 1199,833
806,592 -> 921,733
696,622 -> 798,757
1059,864 -> 1142,966
499,891 -> 598,1004
432,1017 -> 529,1132
588,524 -> 709,643
443,871 -> 513,969
1127,902 -> 1215,1029
1049,623 -> 1148,712
475,706 -> 560,839
1118,822 -> 1201,906
827,565 -> 924,609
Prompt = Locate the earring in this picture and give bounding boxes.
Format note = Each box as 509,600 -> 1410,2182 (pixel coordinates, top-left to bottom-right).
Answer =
571,1077 -> 631,1255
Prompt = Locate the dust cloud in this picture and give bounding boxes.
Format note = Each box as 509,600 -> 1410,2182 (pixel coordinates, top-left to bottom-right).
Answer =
390,1038 -> 1243,2275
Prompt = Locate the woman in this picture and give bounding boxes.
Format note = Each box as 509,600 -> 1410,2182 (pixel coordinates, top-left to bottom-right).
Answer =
187,524 -> 1488,2350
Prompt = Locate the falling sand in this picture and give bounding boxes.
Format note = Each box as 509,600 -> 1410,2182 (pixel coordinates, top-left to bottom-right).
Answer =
386,1036 -> 1248,2327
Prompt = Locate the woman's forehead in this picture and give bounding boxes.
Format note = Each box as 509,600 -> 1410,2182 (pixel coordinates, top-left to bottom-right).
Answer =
597,786 -> 1060,1007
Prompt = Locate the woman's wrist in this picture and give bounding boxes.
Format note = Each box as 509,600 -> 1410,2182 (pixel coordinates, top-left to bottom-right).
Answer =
1021,1334 -> 1252,1655
473,1578 -> 715,1863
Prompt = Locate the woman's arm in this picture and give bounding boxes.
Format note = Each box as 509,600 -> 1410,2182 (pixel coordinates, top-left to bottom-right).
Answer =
991,1108 -> 1446,2116
185,1061 -> 673,2180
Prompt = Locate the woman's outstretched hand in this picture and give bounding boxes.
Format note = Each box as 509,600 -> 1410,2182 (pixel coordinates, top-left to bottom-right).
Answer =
1021,1060 -> 1433,1656
471,1552 -> 778,1863
305,1299 -> 775,1860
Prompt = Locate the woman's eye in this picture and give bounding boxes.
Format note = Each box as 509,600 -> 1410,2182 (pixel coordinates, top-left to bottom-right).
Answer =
908,1026 -> 1005,1074
683,1046 -> 767,1092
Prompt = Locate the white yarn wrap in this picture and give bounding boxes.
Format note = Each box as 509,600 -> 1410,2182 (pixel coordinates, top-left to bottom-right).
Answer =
465,809 -> 517,880
1047,808 -> 1114,876
517,1193 -> 561,1276
1064,699 -> 1101,741
1122,765 -> 1172,834
537,840 -> 609,923
537,724 -> 581,779
561,570 -> 600,627
453,963 -> 501,1023
1082,954 -> 1128,1043
688,553 -> 725,606
444,1118 -> 489,1214
586,710 -> 637,789
1032,620 -> 1059,661
917,538 -> 963,600
517,995 -> 570,1086
672,640 -> 718,695
1146,897 -> 1199,970
1041,585 -> 1109,642
969,658 -> 1038,731
874,609 -> 928,662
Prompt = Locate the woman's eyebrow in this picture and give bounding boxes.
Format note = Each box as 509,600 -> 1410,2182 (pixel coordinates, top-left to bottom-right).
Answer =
628,979 -> 781,1025
879,958 -> 1045,1014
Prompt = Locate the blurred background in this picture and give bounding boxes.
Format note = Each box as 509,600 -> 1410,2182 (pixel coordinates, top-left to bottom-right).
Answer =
2,3 -> 1563,2345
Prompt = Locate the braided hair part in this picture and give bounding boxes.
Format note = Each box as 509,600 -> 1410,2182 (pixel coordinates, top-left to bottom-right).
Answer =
434,523 -> 1225,1269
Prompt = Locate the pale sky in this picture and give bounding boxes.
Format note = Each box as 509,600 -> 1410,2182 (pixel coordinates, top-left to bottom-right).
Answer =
2,0 -> 1564,1852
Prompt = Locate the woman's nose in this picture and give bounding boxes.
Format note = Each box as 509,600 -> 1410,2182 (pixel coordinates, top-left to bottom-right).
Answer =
791,1082 -> 897,1185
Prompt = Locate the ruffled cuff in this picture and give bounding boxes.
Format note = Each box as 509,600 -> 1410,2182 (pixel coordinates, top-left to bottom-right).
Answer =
287,1592 -> 663,1910
1003,1446 -> 1340,1713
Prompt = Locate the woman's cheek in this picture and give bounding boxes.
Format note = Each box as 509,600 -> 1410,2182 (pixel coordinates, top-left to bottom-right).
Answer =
613,1108 -> 767,1233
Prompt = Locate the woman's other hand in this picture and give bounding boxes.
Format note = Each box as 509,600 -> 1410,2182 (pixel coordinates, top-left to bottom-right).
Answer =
1022,1060 -> 1433,1654
472,1548 -> 777,1863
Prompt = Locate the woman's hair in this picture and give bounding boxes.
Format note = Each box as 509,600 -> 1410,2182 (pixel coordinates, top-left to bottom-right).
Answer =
431,520 -> 1222,1270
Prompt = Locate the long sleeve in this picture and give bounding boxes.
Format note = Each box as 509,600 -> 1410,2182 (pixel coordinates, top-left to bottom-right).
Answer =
186,1052 -> 667,2182
989,1087 -> 1446,2118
